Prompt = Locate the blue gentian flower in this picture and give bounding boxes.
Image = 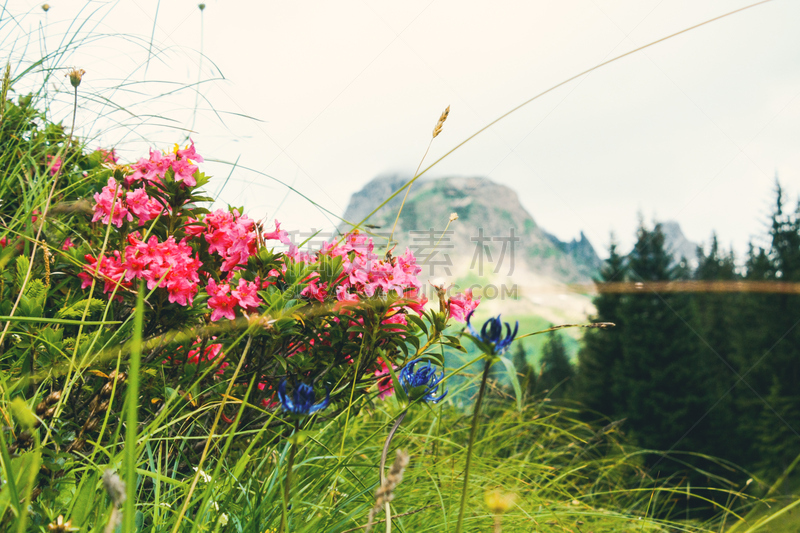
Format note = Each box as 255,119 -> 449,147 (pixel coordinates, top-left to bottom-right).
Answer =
278,379 -> 330,416
466,311 -> 519,356
399,359 -> 448,403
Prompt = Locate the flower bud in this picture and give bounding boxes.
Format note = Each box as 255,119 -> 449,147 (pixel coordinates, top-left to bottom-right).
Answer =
66,68 -> 85,88
484,489 -> 516,514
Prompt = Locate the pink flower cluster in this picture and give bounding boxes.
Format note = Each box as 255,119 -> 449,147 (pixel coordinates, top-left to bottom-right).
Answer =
206,277 -> 262,321
289,231 -> 427,309
92,177 -> 164,227
187,337 -> 228,374
187,209 -> 266,272
127,141 -> 202,187
79,234 -> 202,306
163,337 -> 228,375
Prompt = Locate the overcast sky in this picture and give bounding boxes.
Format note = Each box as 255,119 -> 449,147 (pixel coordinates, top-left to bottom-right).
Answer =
5,0 -> 800,259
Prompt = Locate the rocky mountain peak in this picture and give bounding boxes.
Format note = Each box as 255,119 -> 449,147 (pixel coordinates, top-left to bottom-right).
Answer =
340,175 -> 601,283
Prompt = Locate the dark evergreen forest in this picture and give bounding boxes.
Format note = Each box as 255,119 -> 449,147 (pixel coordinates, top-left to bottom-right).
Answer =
515,183 -> 800,502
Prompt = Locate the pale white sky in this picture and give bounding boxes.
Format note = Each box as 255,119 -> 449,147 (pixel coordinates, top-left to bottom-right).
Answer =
5,0 -> 800,259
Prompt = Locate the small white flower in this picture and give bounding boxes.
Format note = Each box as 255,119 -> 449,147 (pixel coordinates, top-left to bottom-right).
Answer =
211,500 -> 219,511
159,502 -> 171,508
219,513 -> 229,526
192,467 -> 212,483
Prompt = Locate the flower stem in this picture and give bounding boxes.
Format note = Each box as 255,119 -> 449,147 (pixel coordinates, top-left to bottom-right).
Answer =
455,358 -> 492,533
280,420 -> 300,533
379,411 -> 407,533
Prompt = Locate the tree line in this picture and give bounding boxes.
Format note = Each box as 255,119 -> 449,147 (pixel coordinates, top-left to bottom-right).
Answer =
515,183 -> 800,493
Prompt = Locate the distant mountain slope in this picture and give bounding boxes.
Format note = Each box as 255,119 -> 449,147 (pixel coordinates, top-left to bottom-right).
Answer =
661,220 -> 700,264
341,174 -> 602,284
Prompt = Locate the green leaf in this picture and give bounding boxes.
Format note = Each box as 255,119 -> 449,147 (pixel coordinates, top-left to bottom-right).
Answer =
15,255 -> 30,290
70,471 -> 99,526
406,335 -> 420,351
406,314 -> 428,335
56,298 -> 107,319
499,355 -> 523,412
397,342 -> 409,357
380,354 -> 408,407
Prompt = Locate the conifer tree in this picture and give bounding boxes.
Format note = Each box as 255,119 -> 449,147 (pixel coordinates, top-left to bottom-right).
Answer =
692,235 -> 741,462
538,329 -> 574,399
618,221 -> 715,467
575,237 -> 626,417
746,183 -> 800,474
512,342 -> 537,402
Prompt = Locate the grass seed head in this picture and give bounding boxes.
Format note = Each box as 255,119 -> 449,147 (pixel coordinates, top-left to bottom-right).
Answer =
432,105 -> 450,138
102,470 -> 127,507
365,450 -> 410,532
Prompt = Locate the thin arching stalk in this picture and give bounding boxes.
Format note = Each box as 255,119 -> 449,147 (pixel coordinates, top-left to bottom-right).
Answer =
456,358 -> 492,533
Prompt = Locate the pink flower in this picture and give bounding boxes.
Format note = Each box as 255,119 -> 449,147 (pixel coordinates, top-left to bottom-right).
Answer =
125,187 -> 164,224
448,288 -> 480,322
92,178 -> 132,228
374,359 -> 396,399
0,236 -> 8,248
171,158 -> 198,187
401,288 -> 428,316
231,278 -> 262,311
301,278 -> 328,302
61,237 -> 75,250
202,209 -> 257,271
264,220 -> 291,245
128,149 -> 174,184
176,140 -> 204,163
381,311 -> 407,332
163,337 -> 228,375
185,217 -> 206,237
186,337 -> 228,374
79,253 -> 131,295
46,155 -> 62,176
206,279 -> 238,321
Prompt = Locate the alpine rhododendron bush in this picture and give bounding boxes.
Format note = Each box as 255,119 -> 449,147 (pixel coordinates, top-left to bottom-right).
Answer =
3,136 -> 479,441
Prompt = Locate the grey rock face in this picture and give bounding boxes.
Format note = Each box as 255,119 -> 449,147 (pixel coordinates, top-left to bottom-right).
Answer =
340,175 -> 601,283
